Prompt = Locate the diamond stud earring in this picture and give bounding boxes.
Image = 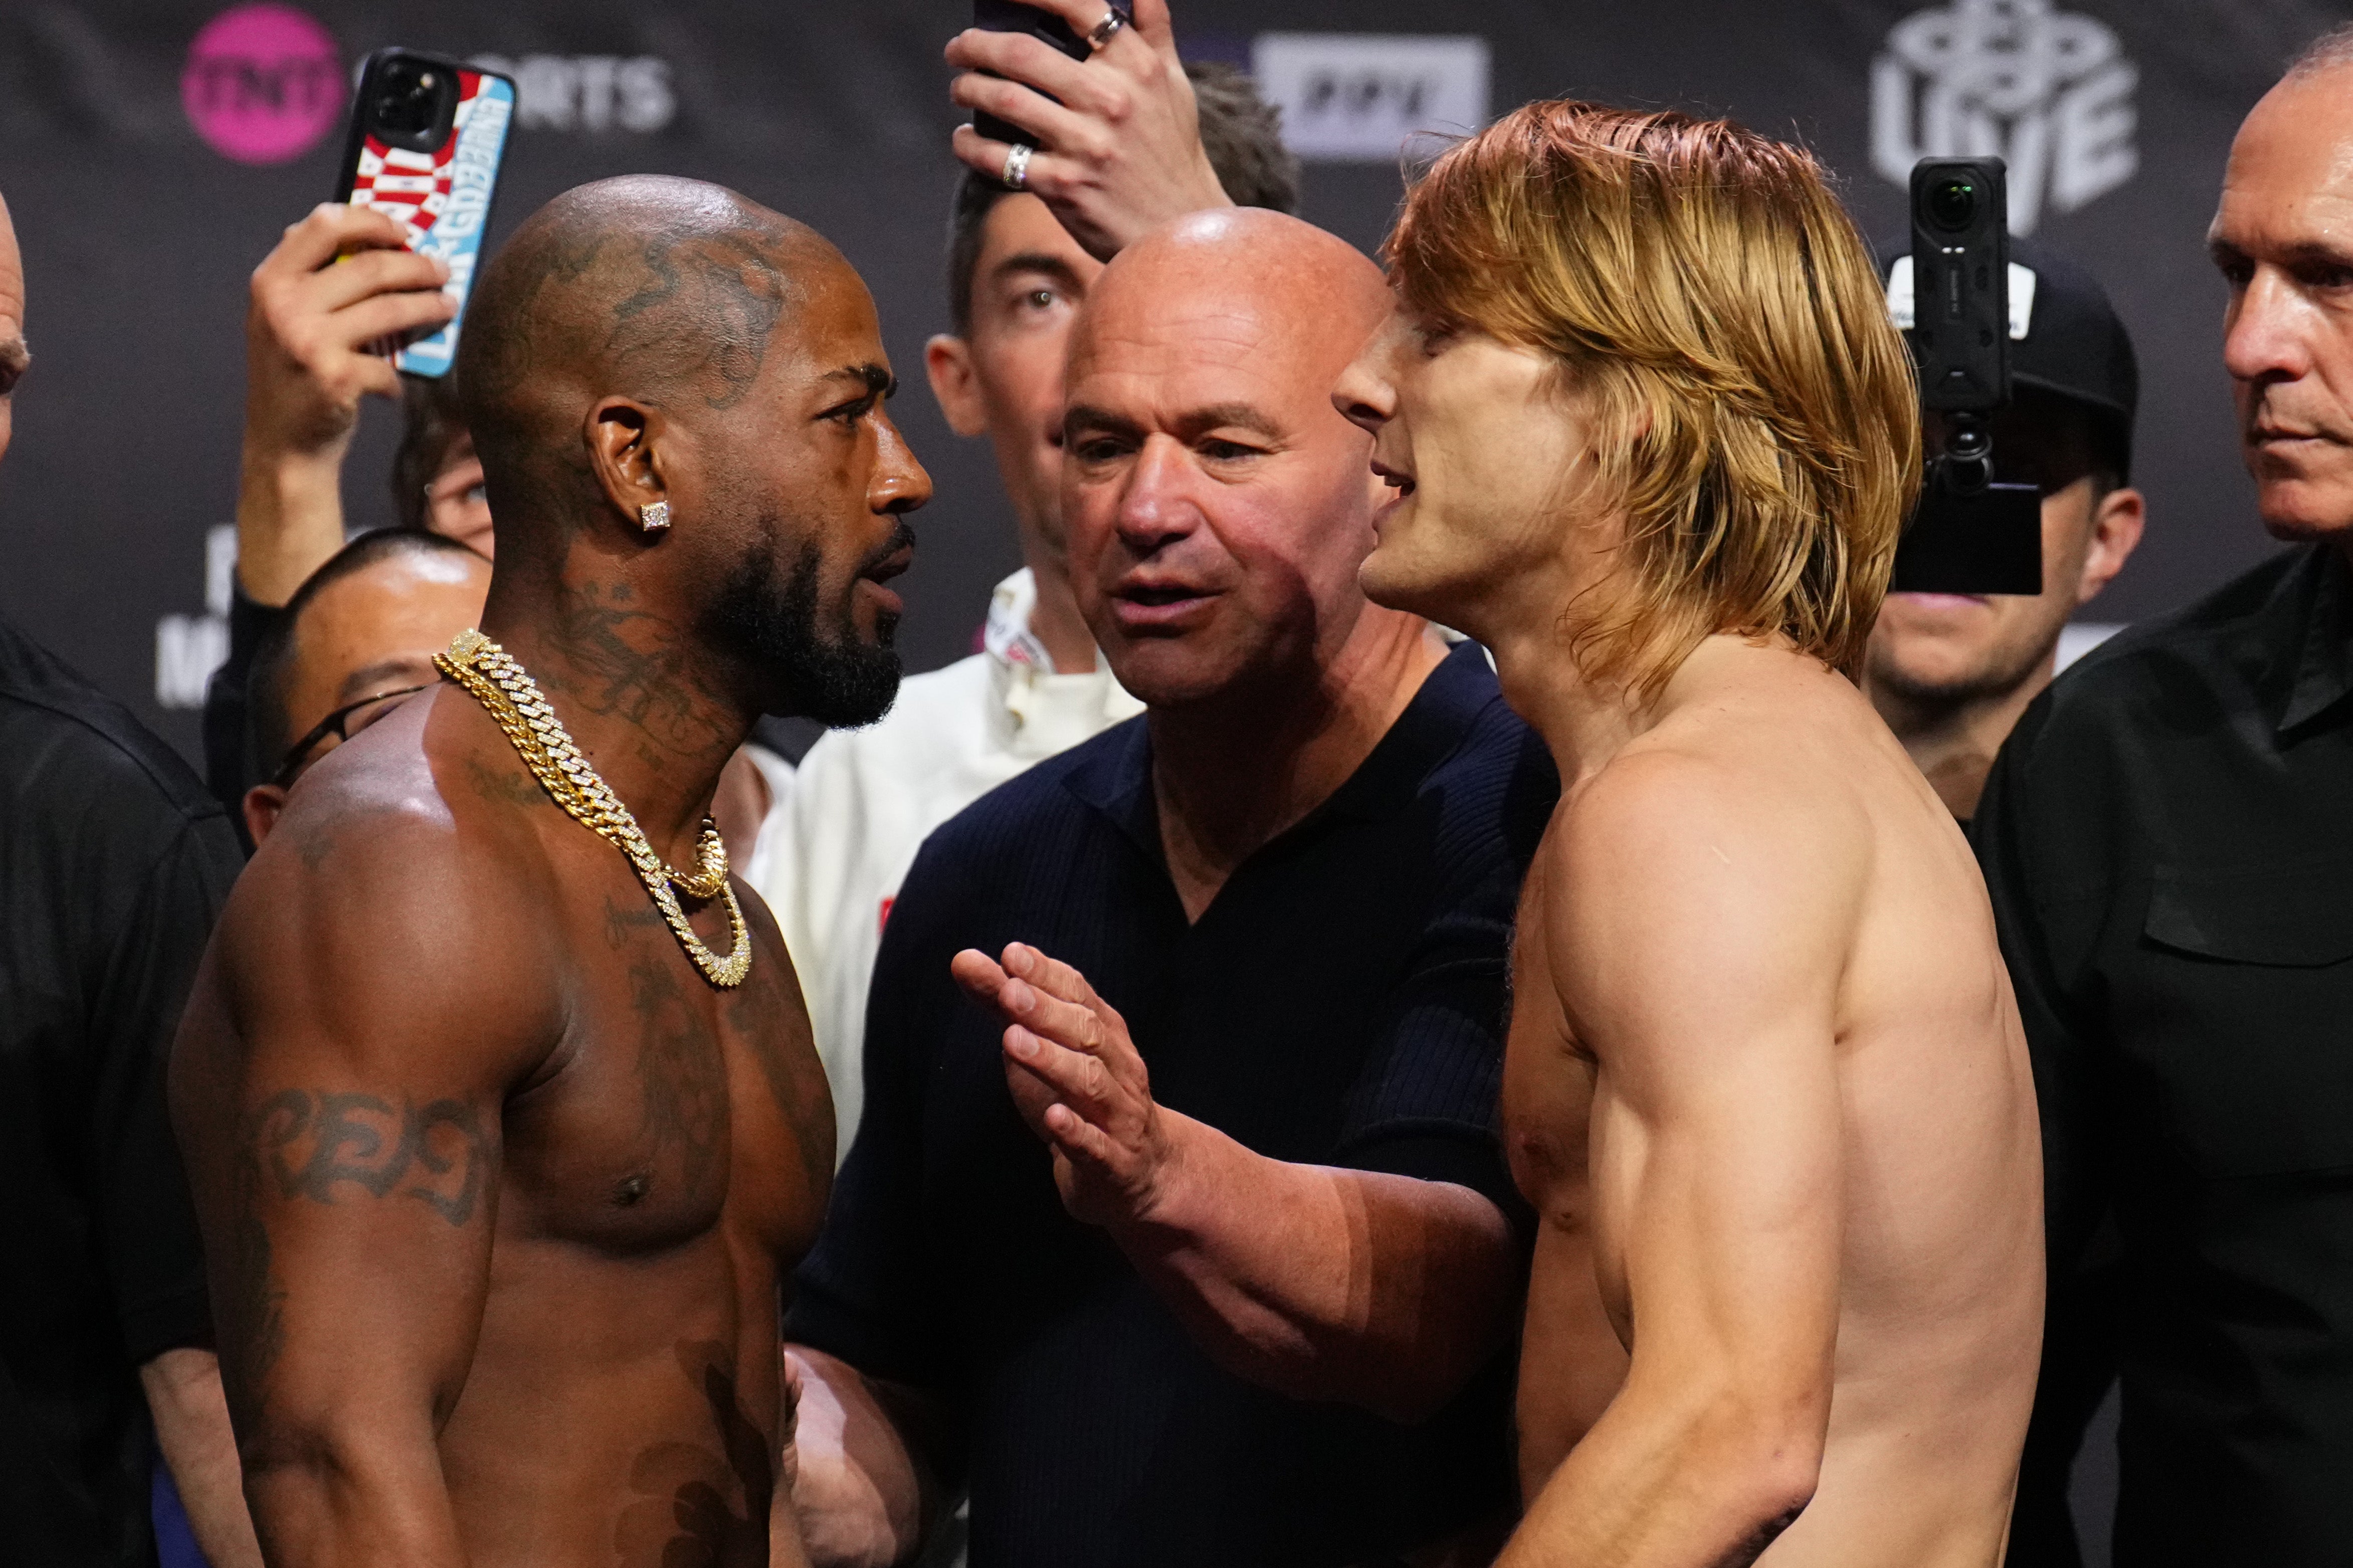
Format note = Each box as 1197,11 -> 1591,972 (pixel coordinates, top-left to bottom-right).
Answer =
639,501 -> 671,534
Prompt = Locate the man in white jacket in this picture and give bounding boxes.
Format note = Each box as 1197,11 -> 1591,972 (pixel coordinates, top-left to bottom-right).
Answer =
750,35 -> 1300,1143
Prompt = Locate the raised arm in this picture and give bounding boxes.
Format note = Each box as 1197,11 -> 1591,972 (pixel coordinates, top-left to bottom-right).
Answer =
950,944 -> 1518,1423
1500,759 -> 1855,1568
239,204 -> 454,604
943,0 -> 1232,260
171,794 -> 552,1567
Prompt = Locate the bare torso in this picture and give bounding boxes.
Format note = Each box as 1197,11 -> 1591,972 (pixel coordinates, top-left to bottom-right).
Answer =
1503,645 -> 2042,1565
175,690 -> 833,1568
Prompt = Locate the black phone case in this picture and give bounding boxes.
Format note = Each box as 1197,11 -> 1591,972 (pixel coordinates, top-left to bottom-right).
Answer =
971,0 -> 1090,148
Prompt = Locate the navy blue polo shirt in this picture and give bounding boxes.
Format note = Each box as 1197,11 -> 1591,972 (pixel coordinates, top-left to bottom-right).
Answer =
789,640 -> 1556,1568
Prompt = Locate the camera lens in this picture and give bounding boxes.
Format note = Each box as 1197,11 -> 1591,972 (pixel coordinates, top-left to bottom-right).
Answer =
1927,178 -> 1979,232
373,63 -> 440,138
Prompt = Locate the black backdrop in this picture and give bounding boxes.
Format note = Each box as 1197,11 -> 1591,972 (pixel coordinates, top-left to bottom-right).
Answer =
11,3 -> 2350,1557
4,0 -> 2351,762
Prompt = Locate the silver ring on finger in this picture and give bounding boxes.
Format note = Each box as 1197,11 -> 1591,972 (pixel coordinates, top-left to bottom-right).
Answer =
1085,8 -> 1130,52
1002,142 -> 1034,190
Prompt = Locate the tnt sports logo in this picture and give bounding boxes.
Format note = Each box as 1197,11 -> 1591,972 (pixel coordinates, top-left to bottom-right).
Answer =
182,3 -> 343,165
470,54 -> 676,134
1870,0 -> 2137,235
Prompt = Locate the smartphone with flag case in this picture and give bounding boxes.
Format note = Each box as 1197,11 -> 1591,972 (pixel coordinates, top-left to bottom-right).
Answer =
332,49 -> 516,378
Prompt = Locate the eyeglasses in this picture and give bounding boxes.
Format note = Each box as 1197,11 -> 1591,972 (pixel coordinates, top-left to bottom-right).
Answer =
272,685 -> 431,789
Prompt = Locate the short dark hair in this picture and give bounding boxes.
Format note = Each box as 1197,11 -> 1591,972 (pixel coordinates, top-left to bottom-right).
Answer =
945,60 -> 1301,334
390,371 -> 471,531
247,527 -> 486,786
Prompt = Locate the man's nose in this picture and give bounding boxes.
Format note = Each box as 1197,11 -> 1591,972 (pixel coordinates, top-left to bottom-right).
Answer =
2223,266 -> 2317,387
1114,435 -> 1199,550
1331,349 -> 1399,436
871,413 -> 934,515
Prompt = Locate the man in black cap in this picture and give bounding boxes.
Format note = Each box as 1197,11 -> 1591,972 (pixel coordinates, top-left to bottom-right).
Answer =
1863,234 -> 2147,823
1976,27 -> 2353,1565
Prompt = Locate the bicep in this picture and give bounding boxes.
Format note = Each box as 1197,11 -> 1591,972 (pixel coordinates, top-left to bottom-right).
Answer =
1588,1016 -> 1844,1388
225,1082 -> 501,1429
1551,768 -> 1851,1389
182,814 -> 547,1438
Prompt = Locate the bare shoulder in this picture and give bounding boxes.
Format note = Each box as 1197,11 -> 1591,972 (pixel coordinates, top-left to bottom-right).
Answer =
210,688 -> 564,1079
1544,652 -> 1887,1039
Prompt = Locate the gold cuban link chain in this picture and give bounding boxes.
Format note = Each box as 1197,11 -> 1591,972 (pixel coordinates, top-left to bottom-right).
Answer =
434,628 -> 751,988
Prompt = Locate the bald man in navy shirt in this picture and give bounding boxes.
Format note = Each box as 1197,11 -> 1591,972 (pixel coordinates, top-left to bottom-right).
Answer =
782,210 -> 1554,1568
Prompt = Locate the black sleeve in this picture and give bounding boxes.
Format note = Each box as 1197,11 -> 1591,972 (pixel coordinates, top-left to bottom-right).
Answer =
202,583 -> 292,829
1975,704 -> 2117,1568
1334,727 -> 1549,1230
787,847 -> 957,1395
88,809 -> 244,1365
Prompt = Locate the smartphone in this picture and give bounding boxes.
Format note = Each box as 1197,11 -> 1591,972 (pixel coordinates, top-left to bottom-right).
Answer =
971,0 -> 1089,148
332,49 -> 516,378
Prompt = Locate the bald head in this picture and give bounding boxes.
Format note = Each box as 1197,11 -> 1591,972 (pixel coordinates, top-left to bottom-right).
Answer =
462,174 -> 931,730
1070,208 -> 1389,393
0,187 -> 25,469
458,175 -> 850,552
1059,209 -> 1405,709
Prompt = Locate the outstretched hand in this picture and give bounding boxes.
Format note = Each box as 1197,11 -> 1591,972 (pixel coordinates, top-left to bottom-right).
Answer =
951,942 -> 1185,1228
943,0 -> 1231,261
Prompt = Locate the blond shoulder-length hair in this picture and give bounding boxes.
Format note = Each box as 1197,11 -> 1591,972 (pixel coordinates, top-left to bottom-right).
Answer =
1387,100 -> 1920,691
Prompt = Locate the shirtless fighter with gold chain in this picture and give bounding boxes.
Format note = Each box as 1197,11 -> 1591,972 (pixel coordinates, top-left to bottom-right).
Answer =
171,175 -> 930,1567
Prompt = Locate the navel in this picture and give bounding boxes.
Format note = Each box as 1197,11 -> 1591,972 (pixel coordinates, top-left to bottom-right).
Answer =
614,1172 -> 653,1207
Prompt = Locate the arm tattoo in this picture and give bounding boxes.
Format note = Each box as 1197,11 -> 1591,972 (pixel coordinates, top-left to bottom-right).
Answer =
250,1088 -> 492,1226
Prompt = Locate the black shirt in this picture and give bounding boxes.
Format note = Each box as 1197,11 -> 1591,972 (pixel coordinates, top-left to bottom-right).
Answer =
0,616 -> 244,1568
789,642 -> 1555,1568
1976,542 -> 2353,1566
201,582 -> 290,844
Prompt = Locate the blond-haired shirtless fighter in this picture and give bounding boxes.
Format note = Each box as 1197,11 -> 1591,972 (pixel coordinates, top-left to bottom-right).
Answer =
1333,103 -> 2043,1566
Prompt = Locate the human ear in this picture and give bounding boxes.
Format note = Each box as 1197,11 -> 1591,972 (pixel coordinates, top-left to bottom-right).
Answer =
2074,485 -> 2146,606
243,784 -> 288,846
581,397 -> 671,534
925,334 -> 990,438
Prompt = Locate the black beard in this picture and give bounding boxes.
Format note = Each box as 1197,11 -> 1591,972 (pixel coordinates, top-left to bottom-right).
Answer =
702,529 -> 905,728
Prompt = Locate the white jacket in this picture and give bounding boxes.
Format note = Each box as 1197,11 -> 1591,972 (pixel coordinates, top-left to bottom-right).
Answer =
745,569 -> 1144,1155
